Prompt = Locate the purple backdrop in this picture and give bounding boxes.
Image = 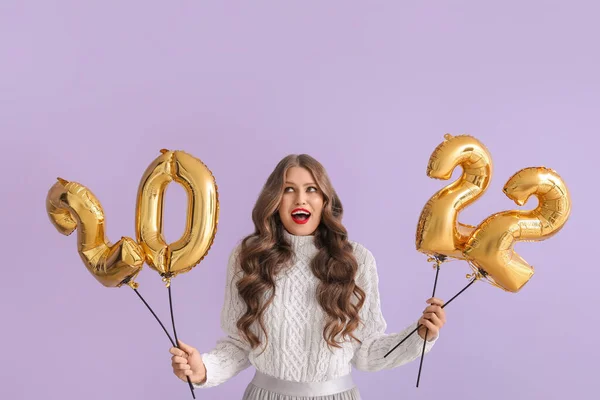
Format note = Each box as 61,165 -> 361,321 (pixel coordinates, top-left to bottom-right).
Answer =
1,1 -> 597,399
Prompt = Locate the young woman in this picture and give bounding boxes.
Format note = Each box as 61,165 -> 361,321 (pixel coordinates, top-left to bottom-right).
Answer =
169,154 -> 446,399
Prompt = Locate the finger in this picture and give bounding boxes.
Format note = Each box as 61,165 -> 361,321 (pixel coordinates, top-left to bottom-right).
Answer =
177,339 -> 195,355
422,312 -> 443,328
423,305 -> 442,314
437,307 -> 446,324
184,370 -> 193,376
419,318 -> 438,334
419,313 -> 437,327
173,369 -> 189,380
171,356 -> 188,364
426,297 -> 444,307
423,305 -> 445,323
169,347 -> 186,357
173,362 -> 191,371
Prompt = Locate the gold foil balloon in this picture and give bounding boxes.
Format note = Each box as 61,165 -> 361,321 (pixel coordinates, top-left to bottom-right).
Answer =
135,149 -> 219,281
46,178 -> 144,287
463,167 -> 571,292
416,134 -> 493,259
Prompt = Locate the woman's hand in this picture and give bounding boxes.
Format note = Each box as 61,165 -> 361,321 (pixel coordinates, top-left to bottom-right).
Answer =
169,340 -> 207,385
417,297 -> 446,342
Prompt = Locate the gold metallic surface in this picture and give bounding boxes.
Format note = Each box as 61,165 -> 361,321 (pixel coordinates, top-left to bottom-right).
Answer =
464,167 -> 571,292
135,149 -> 219,279
46,178 -> 144,287
416,134 -> 493,259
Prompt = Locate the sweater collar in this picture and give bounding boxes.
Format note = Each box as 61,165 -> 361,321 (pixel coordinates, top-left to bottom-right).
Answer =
282,229 -> 316,248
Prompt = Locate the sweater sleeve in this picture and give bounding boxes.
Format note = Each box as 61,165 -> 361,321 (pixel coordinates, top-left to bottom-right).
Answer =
351,248 -> 438,372
193,245 -> 252,388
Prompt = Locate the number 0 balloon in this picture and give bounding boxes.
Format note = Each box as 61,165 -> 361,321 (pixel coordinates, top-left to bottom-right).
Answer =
135,149 -> 219,282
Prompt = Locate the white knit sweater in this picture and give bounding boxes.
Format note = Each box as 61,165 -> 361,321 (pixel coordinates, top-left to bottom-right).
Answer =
195,231 -> 437,388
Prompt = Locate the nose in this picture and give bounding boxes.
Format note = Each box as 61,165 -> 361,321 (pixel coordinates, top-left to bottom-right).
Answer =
295,192 -> 307,205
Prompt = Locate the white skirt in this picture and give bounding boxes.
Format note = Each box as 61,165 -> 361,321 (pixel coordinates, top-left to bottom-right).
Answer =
242,370 -> 361,400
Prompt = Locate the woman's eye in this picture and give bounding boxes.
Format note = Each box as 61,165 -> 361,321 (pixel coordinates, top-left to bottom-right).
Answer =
284,187 -> 294,193
307,186 -> 318,192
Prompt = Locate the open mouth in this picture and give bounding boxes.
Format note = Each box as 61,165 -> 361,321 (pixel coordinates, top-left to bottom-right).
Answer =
291,208 -> 311,224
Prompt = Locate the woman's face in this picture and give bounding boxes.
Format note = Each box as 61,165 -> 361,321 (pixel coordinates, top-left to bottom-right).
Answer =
278,166 -> 324,236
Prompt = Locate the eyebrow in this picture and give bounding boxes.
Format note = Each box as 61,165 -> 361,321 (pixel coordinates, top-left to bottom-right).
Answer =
284,181 -> 317,187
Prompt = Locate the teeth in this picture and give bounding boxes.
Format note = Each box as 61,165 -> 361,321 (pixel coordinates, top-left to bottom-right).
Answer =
292,211 -> 310,216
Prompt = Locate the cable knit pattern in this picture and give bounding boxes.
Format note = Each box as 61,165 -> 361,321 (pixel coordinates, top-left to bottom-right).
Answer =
194,231 -> 437,388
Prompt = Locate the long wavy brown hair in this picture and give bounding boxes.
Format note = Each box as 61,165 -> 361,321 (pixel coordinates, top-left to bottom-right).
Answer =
236,154 -> 366,353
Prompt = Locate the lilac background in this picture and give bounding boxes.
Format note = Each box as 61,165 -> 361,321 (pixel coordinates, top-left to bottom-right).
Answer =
1,1 -> 597,399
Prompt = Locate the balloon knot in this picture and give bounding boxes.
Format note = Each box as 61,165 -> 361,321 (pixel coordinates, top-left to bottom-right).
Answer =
127,280 -> 139,290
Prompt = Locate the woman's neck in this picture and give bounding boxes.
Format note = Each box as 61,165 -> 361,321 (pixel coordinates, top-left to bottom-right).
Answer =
282,229 -> 316,248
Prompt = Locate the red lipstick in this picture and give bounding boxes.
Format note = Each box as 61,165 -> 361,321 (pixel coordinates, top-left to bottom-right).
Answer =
291,208 -> 311,225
